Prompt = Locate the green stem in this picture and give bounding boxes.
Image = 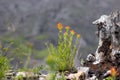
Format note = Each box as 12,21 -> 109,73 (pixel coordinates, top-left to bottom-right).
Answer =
24,48 -> 32,68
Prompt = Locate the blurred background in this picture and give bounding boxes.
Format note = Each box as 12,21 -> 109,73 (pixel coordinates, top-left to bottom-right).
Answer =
0,0 -> 120,69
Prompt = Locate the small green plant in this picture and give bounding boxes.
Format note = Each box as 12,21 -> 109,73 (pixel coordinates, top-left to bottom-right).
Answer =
14,75 -> 24,80
47,72 -> 56,80
0,44 -> 10,79
104,76 -> 116,80
57,72 -> 66,80
47,72 -> 66,80
104,76 -> 114,80
0,55 -> 10,79
30,65 -> 45,74
46,23 -> 81,72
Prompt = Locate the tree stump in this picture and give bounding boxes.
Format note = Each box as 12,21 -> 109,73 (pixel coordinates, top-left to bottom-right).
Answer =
85,10 -> 120,79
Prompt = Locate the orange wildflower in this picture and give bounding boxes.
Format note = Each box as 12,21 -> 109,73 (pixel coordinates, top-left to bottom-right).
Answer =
70,30 -> 75,35
110,67 -> 118,76
64,32 -> 68,36
77,34 -> 81,38
65,26 -> 70,30
57,23 -> 63,30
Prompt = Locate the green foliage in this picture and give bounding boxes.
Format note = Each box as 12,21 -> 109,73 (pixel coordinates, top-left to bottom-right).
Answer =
47,72 -> 56,80
0,35 -> 37,69
34,49 -> 49,59
104,76 -> 115,80
14,75 -> 24,80
34,34 -> 49,40
0,34 -> 50,77
46,23 -> 80,72
57,73 -> 66,80
9,40 -> 33,68
0,55 -> 10,79
31,65 -> 44,73
47,72 -> 66,80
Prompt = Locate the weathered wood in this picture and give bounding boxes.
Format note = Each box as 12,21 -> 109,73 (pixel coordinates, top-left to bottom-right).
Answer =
89,10 -> 120,64
85,10 -> 120,80
92,14 -> 112,64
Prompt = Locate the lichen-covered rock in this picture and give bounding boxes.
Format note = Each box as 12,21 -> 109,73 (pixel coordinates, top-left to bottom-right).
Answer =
66,72 -> 85,80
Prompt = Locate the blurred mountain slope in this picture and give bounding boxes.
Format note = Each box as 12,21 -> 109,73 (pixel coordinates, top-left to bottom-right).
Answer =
0,0 -> 120,58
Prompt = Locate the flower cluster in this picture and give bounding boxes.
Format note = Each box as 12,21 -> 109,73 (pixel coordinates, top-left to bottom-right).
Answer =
57,22 -> 81,38
46,22 -> 81,72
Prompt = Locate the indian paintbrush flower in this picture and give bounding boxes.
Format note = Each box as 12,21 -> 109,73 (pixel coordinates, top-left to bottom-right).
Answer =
110,67 -> 118,77
57,23 -> 63,30
64,32 -> 68,36
46,23 -> 81,72
70,30 -> 75,35
65,26 -> 70,30
77,34 -> 81,38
